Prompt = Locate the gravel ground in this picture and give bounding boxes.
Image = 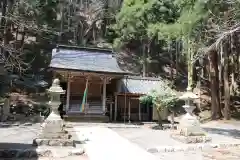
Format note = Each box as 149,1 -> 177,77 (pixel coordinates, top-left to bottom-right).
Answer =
2,121 -> 240,160
110,121 -> 240,160
153,147 -> 240,160
111,128 -> 182,149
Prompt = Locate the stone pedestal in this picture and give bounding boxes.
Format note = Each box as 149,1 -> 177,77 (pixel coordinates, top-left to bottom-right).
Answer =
40,103 -> 63,138
178,105 -> 204,136
33,103 -> 73,146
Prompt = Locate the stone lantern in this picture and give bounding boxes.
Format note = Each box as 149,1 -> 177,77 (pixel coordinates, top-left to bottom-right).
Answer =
178,90 -> 201,136
171,89 -> 211,143
33,78 -> 74,147
47,79 -> 64,118
42,78 -> 65,135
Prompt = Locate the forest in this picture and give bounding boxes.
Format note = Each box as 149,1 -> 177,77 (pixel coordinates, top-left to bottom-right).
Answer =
1,0 -> 240,120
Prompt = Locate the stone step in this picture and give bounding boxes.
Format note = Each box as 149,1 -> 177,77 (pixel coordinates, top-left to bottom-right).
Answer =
33,138 -> 74,147
64,114 -> 109,122
0,146 -> 85,159
70,105 -> 102,109
69,110 -> 103,114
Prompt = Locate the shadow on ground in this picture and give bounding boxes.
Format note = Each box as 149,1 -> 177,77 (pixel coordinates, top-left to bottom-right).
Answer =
0,142 -> 39,159
0,121 -> 36,128
203,127 -> 240,139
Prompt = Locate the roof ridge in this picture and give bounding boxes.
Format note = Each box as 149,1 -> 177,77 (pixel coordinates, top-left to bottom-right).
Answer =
56,45 -> 113,54
125,76 -> 163,81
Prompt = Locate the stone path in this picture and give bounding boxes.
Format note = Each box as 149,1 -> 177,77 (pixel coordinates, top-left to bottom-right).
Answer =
0,123 -> 89,160
0,123 -> 40,148
74,126 -> 158,160
73,123 -> 240,160
203,147 -> 240,160
152,147 -> 240,160
2,121 -> 240,159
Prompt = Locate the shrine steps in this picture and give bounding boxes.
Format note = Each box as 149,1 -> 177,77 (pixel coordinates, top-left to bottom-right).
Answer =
63,113 -> 109,122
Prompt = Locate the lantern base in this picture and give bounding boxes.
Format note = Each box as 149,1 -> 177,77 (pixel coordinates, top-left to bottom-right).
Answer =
33,111 -> 74,147
41,111 -> 64,137
178,112 -> 204,136
171,110 -> 211,143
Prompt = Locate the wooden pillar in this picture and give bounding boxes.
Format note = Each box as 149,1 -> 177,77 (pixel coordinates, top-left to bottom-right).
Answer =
102,77 -> 106,114
139,100 -> 141,121
66,75 -> 71,113
128,98 -> 131,123
110,103 -> 113,121
114,94 -> 117,121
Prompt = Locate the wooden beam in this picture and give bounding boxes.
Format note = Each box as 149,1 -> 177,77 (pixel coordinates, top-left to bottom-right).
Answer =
102,77 -> 106,114
130,97 -> 140,100
128,98 -> 131,123
116,93 -> 144,96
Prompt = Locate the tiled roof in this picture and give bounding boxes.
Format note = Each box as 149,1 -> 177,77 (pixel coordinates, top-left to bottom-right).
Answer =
120,76 -> 171,94
49,45 -> 128,74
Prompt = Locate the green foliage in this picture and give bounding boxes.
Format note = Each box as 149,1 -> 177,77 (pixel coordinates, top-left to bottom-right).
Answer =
113,0 -> 178,48
140,82 -> 178,109
36,103 -> 51,118
147,0 -> 208,40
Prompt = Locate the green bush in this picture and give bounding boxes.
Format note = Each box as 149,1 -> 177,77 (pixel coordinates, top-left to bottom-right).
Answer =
36,103 -> 51,118
140,82 -> 179,128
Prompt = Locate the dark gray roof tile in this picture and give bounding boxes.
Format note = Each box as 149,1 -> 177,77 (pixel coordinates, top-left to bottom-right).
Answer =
49,46 -> 128,74
120,76 -> 171,94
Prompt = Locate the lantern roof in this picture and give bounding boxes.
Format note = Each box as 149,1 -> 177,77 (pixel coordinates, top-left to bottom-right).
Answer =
48,78 -> 65,94
179,91 -> 198,100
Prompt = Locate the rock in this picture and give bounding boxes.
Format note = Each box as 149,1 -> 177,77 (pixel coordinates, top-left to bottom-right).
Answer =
33,138 -> 41,146
33,138 -> 74,147
170,133 -> 212,144
23,122 -> 33,126
48,140 -> 62,146
147,148 -> 158,153
63,140 -> 74,146
36,149 -> 52,157
33,139 -> 50,146
69,148 -> 85,156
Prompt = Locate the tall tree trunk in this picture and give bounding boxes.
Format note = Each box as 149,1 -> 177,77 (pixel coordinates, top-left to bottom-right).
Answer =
175,40 -> 179,80
0,0 -> 7,31
219,41 -> 223,115
156,106 -> 163,129
208,51 -> 222,120
59,0 -> 64,43
0,0 -> 7,55
142,43 -> 146,77
101,0 -> 109,38
223,40 -> 230,120
187,39 -> 193,90
169,40 -> 173,81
